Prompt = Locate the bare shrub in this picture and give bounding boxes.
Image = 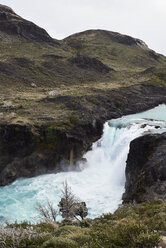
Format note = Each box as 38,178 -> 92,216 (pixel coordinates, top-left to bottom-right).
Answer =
0,224 -> 44,248
35,199 -> 58,223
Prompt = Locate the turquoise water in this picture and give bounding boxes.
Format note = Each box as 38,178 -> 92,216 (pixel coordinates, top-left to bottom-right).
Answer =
0,104 -> 166,223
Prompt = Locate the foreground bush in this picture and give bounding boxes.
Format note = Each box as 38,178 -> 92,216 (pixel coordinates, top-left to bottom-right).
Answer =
42,237 -> 77,248
0,225 -> 51,248
90,220 -> 160,248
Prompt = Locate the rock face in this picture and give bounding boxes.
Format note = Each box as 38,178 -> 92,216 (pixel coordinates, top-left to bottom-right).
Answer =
0,122 -> 103,186
123,133 -> 166,203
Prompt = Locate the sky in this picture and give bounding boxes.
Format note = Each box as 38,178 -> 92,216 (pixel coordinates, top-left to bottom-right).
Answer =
0,0 -> 166,55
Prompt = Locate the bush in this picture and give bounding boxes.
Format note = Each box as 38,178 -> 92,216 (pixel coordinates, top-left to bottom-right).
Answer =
42,237 -> 77,248
90,219 -> 160,248
53,225 -> 80,237
70,233 -> 91,246
80,219 -> 91,228
135,231 -> 161,248
0,225 -> 50,248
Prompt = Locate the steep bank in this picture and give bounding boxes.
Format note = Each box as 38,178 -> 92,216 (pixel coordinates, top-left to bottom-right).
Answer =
123,132 -> 166,203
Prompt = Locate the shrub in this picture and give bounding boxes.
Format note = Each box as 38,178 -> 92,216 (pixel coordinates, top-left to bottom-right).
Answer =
135,231 -> 161,248
53,225 -> 80,237
70,233 -> 91,246
42,237 -> 77,248
90,219 -> 160,248
0,224 -> 50,248
35,199 -> 58,223
80,219 -> 91,228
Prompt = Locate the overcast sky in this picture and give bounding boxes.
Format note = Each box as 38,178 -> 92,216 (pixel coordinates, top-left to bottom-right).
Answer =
0,0 -> 166,55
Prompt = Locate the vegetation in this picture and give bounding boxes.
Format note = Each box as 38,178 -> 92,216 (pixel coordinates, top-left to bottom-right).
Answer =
1,200 -> 166,247
35,199 -> 58,223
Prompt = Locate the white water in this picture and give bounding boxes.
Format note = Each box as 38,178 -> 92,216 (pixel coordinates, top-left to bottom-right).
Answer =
1,104 -> 166,223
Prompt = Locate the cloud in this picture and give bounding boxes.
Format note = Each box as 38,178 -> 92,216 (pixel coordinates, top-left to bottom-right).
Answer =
0,0 -> 166,54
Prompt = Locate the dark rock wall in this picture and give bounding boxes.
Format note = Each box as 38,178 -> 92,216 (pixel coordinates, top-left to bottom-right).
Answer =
0,124 -> 88,186
123,133 -> 166,203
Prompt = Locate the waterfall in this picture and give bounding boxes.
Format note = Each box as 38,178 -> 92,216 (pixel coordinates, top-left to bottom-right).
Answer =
0,104 -> 166,223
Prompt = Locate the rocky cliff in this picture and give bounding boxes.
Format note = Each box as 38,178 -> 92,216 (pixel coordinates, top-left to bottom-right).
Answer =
123,132 -> 166,203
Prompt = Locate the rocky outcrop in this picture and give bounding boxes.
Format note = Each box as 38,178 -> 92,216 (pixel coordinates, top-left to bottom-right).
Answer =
0,4 -> 57,44
123,132 -> 166,203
